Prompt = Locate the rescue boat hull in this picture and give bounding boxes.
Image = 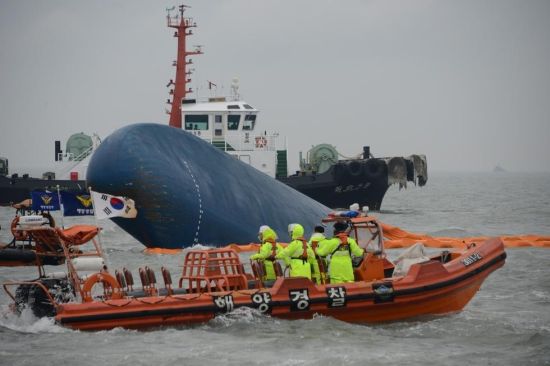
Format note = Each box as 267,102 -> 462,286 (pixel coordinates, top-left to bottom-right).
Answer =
55,238 -> 505,331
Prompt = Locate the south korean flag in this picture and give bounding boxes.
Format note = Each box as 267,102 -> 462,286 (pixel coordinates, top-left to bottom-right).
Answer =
90,190 -> 138,220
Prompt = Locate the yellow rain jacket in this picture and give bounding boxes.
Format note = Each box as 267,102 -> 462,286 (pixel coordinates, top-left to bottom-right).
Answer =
250,228 -> 285,280
276,224 -> 316,280
309,232 -> 327,284
316,234 -> 364,284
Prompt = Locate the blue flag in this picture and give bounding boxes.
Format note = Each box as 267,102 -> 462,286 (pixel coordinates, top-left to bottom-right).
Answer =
60,191 -> 95,216
31,190 -> 61,211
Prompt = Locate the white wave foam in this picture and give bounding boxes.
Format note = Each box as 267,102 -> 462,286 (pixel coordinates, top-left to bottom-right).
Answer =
207,306 -> 272,328
95,326 -> 138,335
189,243 -> 215,250
532,290 -> 550,301
0,306 -> 67,334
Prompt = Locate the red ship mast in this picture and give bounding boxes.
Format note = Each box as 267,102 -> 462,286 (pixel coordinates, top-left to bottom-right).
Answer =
166,5 -> 203,129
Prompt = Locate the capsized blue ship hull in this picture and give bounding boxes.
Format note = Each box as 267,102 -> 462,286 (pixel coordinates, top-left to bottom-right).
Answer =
86,123 -> 331,249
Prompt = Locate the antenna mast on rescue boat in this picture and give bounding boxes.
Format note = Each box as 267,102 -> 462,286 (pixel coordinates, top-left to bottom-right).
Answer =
166,4 -> 203,129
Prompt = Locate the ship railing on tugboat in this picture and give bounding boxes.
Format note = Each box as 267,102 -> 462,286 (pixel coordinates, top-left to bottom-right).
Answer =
56,146 -> 93,163
53,134 -> 101,180
200,133 -> 285,153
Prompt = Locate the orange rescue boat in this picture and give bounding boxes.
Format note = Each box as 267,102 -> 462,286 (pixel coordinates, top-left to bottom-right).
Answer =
0,202 -> 62,267
3,215 -> 506,331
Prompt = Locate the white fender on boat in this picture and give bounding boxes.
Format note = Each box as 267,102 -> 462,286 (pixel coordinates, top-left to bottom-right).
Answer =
72,257 -> 105,272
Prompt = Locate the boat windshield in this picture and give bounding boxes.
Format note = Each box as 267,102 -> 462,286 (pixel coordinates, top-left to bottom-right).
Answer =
355,225 -> 383,253
184,115 -> 209,130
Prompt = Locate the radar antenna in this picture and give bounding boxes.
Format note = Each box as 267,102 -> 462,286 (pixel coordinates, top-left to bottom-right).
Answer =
230,77 -> 240,101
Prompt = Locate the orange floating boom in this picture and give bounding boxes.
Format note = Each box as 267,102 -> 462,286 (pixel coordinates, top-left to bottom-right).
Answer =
380,222 -> 550,249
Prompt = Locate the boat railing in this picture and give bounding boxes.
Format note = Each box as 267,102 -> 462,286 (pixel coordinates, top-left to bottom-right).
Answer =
54,145 -> 94,179
322,215 -> 385,254
210,133 -> 285,152
56,144 -> 94,163
179,249 -> 249,293
3,280 -> 58,306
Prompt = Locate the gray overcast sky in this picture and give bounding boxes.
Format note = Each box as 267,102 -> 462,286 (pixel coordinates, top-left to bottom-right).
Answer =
1,0 -> 549,174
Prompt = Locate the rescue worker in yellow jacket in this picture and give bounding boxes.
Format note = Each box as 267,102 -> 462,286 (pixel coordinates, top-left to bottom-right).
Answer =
276,223 -> 317,280
309,225 -> 327,284
316,221 -> 364,284
250,226 -> 286,281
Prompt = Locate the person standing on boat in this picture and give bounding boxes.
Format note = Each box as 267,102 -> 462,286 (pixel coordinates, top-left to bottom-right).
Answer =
276,223 -> 317,280
250,226 -> 286,281
309,225 -> 327,284
316,221 -> 364,284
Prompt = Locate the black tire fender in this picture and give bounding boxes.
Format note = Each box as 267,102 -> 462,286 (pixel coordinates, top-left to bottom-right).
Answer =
364,159 -> 386,180
346,161 -> 363,177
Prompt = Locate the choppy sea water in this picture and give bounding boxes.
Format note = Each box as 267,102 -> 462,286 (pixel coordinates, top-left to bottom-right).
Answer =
0,171 -> 549,366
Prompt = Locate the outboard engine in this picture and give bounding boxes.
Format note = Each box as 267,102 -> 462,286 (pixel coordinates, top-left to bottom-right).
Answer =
15,276 -> 74,317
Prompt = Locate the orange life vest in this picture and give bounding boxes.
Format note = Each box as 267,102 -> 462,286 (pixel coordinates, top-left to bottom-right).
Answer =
311,240 -> 320,252
291,237 -> 309,262
332,233 -> 351,256
266,238 -> 277,261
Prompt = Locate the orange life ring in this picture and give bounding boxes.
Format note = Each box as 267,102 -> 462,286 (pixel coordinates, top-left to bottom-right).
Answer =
81,272 -> 122,302
255,136 -> 267,148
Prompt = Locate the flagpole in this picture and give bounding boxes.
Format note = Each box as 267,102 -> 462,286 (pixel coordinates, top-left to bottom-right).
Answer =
56,184 -> 65,229
89,186 -> 110,270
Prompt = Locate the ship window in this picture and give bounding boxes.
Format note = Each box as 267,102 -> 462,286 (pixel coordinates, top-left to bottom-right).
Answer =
227,105 -> 240,110
228,115 -> 240,130
242,114 -> 256,130
184,114 -> 209,130
243,104 -> 254,110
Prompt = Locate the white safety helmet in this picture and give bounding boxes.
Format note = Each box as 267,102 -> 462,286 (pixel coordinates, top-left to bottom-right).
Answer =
258,225 -> 270,241
288,223 -> 297,238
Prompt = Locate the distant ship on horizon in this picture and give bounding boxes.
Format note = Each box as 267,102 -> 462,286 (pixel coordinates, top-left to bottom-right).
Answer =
493,164 -> 507,173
